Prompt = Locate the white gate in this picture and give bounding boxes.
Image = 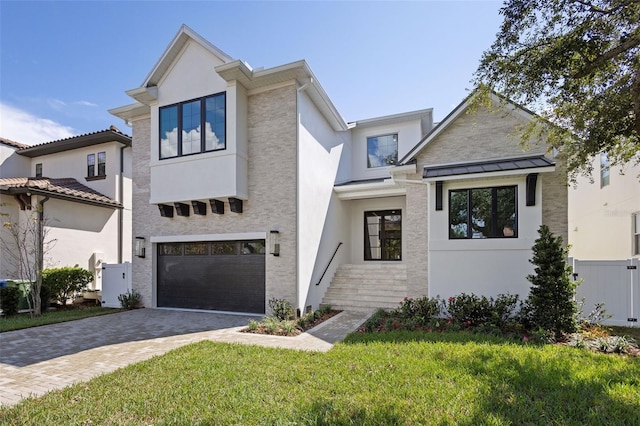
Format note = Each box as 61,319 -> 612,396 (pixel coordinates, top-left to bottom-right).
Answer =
101,262 -> 132,309
572,258 -> 639,327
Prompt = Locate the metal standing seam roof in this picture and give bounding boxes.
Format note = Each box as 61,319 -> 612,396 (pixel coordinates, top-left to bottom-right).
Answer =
423,155 -> 555,179
0,177 -> 121,208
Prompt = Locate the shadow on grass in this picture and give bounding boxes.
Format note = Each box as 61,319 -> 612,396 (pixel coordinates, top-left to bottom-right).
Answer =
342,330 -> 640,424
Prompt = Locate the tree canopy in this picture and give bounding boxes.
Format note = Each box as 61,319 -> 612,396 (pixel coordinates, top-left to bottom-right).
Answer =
474,0 -> 640,178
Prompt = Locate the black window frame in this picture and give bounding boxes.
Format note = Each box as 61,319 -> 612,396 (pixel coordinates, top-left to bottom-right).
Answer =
159,92 -> 226,160
87,154 -> 95,177
448,185 -> 518,239
366,133 -> 398,168
97,151 -> 106,176
364,209 -> 402,261
35,163 -> 42,178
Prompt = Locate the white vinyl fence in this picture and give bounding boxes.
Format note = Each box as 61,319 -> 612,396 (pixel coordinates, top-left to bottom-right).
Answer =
101,262 -> 132,308
571,258 -> 639,327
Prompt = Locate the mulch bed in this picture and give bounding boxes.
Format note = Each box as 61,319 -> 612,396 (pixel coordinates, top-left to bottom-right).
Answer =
241,310 -> 342,336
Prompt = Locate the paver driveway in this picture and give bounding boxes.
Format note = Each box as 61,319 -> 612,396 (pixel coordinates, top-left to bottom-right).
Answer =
0,308 -> 371,406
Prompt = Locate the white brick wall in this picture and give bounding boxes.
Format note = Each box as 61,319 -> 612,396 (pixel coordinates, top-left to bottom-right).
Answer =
131,84 -> 298,311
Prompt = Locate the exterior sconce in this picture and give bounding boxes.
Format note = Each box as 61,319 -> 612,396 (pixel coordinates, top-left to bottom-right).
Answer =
135,237 -> 146,258
270,230 -> 280,256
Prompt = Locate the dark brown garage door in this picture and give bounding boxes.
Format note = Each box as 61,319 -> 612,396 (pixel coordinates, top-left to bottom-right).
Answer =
157,240 -> 265,314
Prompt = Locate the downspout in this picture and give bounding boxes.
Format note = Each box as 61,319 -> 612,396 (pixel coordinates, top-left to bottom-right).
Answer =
117,144 -> 126,263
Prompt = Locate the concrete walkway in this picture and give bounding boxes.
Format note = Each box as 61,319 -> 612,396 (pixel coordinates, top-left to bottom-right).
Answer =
0,308 -> 371,407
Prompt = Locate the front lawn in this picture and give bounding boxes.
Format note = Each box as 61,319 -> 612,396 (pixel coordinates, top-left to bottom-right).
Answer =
1,331 -> 638,425
0,306 -> 122,332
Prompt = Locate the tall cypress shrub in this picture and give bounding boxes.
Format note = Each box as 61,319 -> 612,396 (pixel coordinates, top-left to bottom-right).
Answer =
526,225 -> 578,337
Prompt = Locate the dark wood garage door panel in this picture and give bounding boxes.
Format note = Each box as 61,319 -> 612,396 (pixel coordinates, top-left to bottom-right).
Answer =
157,249 -> 265,314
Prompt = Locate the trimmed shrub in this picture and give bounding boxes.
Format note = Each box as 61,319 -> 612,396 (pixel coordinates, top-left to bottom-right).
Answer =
43,266 -> 93,305
446,293 -> 492,326
526,225 -> 578,337
0,286 -> 21,317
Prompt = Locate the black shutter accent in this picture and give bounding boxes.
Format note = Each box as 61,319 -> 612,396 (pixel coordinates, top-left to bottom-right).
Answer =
435,181 -> 443,211
526,173 -> 538,206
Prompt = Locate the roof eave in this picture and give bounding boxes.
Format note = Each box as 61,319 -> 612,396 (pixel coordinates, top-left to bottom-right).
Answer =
17,130 -> 132,158
0,187 -> 122,209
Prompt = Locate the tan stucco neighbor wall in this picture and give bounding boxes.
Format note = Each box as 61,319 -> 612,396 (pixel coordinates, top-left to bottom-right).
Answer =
131,84 -> 298,311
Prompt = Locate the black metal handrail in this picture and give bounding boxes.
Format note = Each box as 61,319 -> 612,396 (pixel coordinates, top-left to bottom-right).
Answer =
315,242 -> 343,286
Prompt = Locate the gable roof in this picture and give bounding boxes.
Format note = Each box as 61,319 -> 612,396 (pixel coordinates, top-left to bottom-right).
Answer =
0,137 -> 29,150
142,24 -> 234,88
399,92 -> 536,164
16,126 -> 131,158
0,177 -> 121,208
111,26 -> 349,131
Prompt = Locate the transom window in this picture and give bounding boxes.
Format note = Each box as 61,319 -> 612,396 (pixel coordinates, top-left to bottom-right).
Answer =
364,210 -> 402,260
367,134 -> 398,168
449,186 -> 517,239
159,92 -> 226,159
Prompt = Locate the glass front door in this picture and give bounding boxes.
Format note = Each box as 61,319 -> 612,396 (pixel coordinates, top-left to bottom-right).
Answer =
364,210 -> 402,261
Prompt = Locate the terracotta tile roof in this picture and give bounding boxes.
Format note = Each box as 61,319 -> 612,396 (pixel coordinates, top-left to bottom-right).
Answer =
16,126 -> 131,157
0,137 -> 29,149
0,177 -> 121,208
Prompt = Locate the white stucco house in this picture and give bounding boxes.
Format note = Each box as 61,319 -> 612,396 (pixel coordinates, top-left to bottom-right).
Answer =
0,128 -> 132,289
110,25 -> 567,315
569,155 -> 640,260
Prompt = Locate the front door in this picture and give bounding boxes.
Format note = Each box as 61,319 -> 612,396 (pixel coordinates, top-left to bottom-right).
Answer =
364,210 -> 402,261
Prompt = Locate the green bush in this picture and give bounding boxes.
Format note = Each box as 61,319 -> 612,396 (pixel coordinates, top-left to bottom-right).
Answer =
42,266 -> 93,305
268,297 -> 294,321
0,286 -> 21,317
118,290 -> 142,309
525,225 -> 578,337
446,293 -> 492,326
391,296 -> 442,326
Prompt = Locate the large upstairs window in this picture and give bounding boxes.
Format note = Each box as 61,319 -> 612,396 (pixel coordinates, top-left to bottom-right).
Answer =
159,92 -> 226,159
367,134 -> 398,168
449,186 -> 517,239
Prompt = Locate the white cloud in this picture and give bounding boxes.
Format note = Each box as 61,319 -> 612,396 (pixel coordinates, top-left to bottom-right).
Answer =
0,102 -> 77,145
75,100 -> 98,107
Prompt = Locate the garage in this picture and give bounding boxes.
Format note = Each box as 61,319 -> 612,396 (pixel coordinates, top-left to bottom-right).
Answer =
157,240 -> 265,314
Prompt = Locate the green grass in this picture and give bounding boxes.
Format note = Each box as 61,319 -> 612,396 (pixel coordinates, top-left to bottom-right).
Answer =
1,331 -> 638,425
609,325 -> 640,341
0,307 -> 123,332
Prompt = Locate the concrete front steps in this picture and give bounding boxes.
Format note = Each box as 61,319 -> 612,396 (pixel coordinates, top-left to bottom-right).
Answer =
321,263 -> 407,312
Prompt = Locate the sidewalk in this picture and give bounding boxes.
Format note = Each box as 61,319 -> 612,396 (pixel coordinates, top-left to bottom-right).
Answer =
0,309 -> 371,406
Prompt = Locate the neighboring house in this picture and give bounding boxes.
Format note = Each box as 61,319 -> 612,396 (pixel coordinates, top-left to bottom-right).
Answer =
568,156 -> 640,260
0,128 -> 132,289
110,25 -> 567,315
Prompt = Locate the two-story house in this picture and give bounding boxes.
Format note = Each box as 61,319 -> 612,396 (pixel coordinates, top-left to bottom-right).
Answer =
110,25 -> 567,315
0,128 -> 132,289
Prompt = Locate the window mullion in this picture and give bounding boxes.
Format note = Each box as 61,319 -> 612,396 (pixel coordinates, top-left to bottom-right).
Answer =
177,104 -> 183,157
491,188 -> 498,238
200,98 -> 206,153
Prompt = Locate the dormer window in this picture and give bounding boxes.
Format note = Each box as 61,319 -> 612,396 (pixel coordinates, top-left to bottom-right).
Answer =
367,134 -> 398,168
159,92 -> 226,159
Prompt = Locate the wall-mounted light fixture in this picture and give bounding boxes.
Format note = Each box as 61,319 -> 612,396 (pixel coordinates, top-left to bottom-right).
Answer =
270,230 -> 280,257
135,236 -> 146,258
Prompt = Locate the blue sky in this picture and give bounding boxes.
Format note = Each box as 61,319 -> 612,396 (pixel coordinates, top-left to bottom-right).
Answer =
0,0 -> 504,145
